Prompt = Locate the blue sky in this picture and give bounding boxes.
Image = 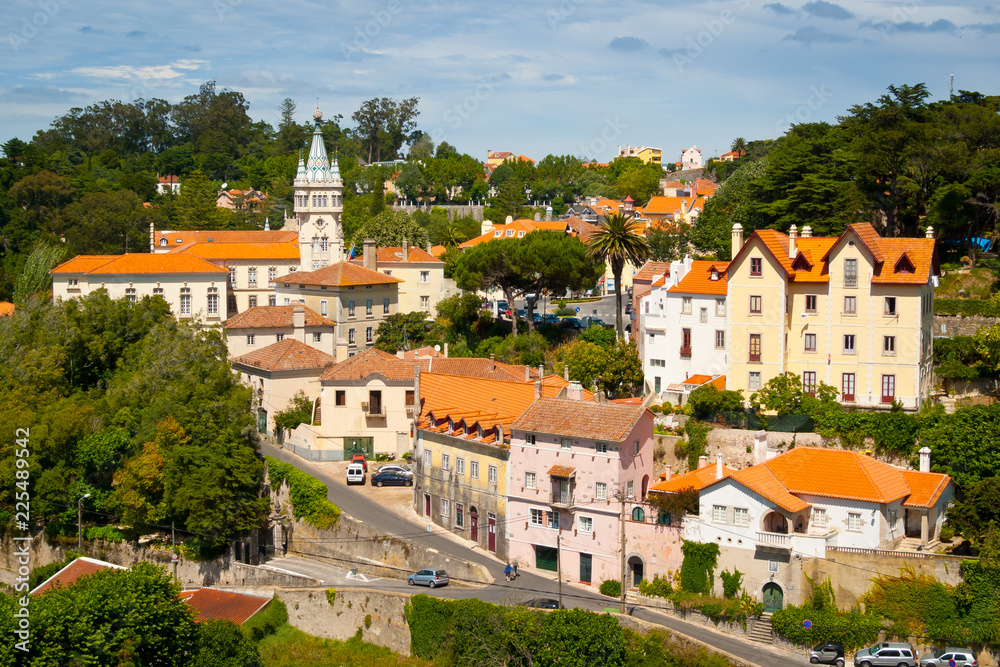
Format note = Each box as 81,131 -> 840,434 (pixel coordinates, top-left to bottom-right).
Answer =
2,0 -> 998,163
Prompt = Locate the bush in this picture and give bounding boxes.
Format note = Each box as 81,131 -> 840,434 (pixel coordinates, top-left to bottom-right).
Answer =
687,385 -> 745,419
599,579 -> 622,598
555,307 -> 576,316
84,525 -> 126,542
638,574 -> 673,599
266,457 -> 341,529
680,541 -> 719,594
935,298 -> 1000,317
720,568 -> 743,599
326,588 -> 336,605
771,606 -> 880,651
939,523 -> 955,542
241,598 -> 288,641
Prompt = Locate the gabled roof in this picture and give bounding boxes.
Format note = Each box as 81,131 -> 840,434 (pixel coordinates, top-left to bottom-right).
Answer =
276,262 -> 402,287
459,219 -> 567,249
224,305 -> 335,330
729,464 -> 812,512
31,557 -> 126,595
321,347 -> 420,382
680,375 -> 726,390
180,588 -> 272,625
633,261 -> 672,283
667,260 -> 729,296
156,230 -> 298,247
900,470 -> 952,508
354,246 -> 443,264
51,254 -> 228,275
650,462 -> 737,494
175,242 -> 300,260
232,338 -> 335,372
510,397 -> 648,442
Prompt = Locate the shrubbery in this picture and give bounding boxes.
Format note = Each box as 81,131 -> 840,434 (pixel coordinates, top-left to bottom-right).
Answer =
599,579 -> 622,598
84,526 -> 126,543
241,598 -> 288,641
771,606 -> 880,651
266,457 -> 341,529
638,574 -> 672,599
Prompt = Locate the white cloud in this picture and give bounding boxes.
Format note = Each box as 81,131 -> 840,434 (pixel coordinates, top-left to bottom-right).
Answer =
70,60 -> 208,82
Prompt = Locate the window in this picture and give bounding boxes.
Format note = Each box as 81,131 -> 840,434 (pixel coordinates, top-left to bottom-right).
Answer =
883,336 -> 896,356
749,295 -> 762,314
456,503 -> 464,528
632,507 -> 645,522
366,299 -> 373,316
525,434 -> 536,445
366,326 -> 373,343
750,257 -> 762,276
247,335 -> 255,346
180,289 -> 191,316
547,511 -> 560,529
682,297 -> 692,315
268,267 -> 277,286
716,298 -> 726,317
229,267 -> 237,286
655,377 -> 661,393
348,300 -> 356,317
813,508 -> 828,527
320,300 -> 327,316
313,332 -> 322,343
803,371 -> 817,396
248,267 -> 257,288
420,295 -> 430,310
844,295 -> 856,315
749,333 -> 761,362
525,472 -> 536,489
530,508 -> 544,526
595,482 -> 608,500
734,508 -> 749,526
843,334 -> 856,354
269,295 -> 277,307
488,465 -> 497,484
248,295 -> 257,308
626,480 -> 635,498
633,440 -> 640,455
442,454 -> 450,471
805,294 -> 817,313
441,499 -> 450,517
406,390 -> 415,406
207,289 -> 219,315
596,442 -> 608,454
649,359 -> 665,367
578,516 -> 593,533
276,333 -> 285,342
881,374 -> 896,403
715,330 -> 725,349
348,328 -> 356,345
748,371 -> 761,392
124,287 -> 137,303
320,237 -> 329,252
699,307 -> 708,323
804,333 -> 817,352
681,328 -> 691,355
842,373 -> 856,402
424,449 -> 432,466
383,298 -> 390,314
713,505 -> 727,523
152,287 -> 163,295
312,236 -> 320,252
844,258 -> 858,288
420,271 -> 430,284
470,461 -> 479,478
848,512 -> 863,531
560,438 -> 571,450
336,390 -> 346,406
884,297 -> 897,316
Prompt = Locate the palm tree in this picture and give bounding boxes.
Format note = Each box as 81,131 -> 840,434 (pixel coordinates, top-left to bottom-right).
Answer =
730,137 -> 748,159
588,213 -> 650,340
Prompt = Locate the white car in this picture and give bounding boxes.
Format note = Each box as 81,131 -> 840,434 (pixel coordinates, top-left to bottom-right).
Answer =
377,464 -> 414,478
346,463 -> 366,485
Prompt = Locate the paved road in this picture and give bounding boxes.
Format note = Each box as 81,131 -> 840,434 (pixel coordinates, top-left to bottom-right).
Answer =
260,443 -> 802,667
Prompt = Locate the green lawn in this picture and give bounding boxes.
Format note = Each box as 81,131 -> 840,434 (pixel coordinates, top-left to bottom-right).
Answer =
259,624 -> 430,667
937,267 -> 998,299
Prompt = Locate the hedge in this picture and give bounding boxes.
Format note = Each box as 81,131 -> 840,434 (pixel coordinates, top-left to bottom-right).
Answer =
265,457 -> 341,529
934,298 -> 1000,317
771,606 -> 880,651
241,597 -> 288,641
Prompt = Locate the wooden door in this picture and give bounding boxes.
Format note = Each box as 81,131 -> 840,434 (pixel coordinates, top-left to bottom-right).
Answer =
487,513 -> 496,552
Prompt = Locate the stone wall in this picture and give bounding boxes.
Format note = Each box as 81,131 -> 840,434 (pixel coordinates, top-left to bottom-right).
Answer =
392,204 -> 485,221
933,314 -> 1000,338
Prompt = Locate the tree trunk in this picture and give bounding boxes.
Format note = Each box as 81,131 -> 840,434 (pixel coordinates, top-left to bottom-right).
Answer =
614,267 -> 625,340
505,287 -> 518,337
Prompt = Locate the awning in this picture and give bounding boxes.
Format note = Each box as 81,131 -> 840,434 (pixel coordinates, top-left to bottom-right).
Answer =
547,465 -> 576,478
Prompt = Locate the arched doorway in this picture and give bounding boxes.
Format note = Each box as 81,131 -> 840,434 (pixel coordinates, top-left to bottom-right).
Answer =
627,555 -> 644,588
469,507 -> 479,543
641,474 -> 649,500
762,582 -> 784,612
763,511 -> 788,534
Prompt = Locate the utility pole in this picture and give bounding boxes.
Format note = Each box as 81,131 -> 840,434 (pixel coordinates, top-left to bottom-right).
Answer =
557,530 -> 563,609
77,493 -> 90,554
614,488 -> 627,614
172,522 -> 177,583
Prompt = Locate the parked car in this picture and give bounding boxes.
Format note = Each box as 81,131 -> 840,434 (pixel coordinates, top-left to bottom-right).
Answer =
496,300 -> 509,311
407,569 -> 449,588
377,464 -> 414,478
349,454 -> 368,472
580,316 -> 606,329
811,642 -> 845,667
854,643 -> 918,667
514,308 -> 528,320
542,314 -> 560,324
346,463 -> 366,485
922,649 -> 978,667
370,470 -> 413,487
522,598 -> 562,609
560,317 -> 582,329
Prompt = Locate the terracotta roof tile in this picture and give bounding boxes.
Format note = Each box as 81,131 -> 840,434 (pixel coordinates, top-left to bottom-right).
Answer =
459,219 -> 565,248
900,470 -> 952,508
31,557 -> 126,595
276,262 -> 402,287
650,464 -> 737,494
354,247 -> 443,264
667,260 -> 728,295
182,588 -> 272,625
729,465 -> 812,513
425,357 -> 537,382
156,230 -> 298,246
176,242 -> 300,260
430,245 -> 447,258
510,397 -> 647,442
233,338 -> 335,372
224,306 -> 335,329
872,238 -> 937,284
52,254 -> 227,275
321,348 -> 421,382
0,301 -> 14,317
633,261 -> 673,283
418,372 -> 540,444
547,464 -> 576,477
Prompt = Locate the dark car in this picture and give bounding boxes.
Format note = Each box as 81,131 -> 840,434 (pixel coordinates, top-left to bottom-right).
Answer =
496,300 -> 509,312
514,308 -> 528,320
542,314 -> 560,324
370,470 -> 413,487
407,569 -> 449,588
349,454 -> 368,472
561,317 -> 582,329
522,598 -> 562,609
811,642 -> 845,667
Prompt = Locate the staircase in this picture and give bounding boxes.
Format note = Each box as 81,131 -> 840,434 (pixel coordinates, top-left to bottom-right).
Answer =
747,612 -> 774,644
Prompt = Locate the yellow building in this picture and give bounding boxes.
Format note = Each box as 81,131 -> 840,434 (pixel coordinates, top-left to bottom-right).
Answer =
726,222 -> 938,410
616,145 -> 662,166
350,240 -> 458,315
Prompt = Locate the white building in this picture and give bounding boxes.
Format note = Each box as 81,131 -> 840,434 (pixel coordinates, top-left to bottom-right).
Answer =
681,146 -> 703,170
640,256 -> 729,397
291,109 -> 345,272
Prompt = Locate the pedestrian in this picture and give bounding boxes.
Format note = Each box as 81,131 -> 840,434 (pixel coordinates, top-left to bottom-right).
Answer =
504,562 -> 513,582
512,558 -> 518,578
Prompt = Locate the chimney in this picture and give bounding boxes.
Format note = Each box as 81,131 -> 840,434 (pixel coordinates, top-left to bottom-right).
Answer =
731,223 -> 743,259
925,226 -> 934,239
664,465 -> 672,481
568,381 -> 584,401
716,452 -> 724,480
919,446 -> 931,473
414,367 -> 421,416
788,224 -> 797,259
363,238 -> 377,271
545,206 -> 552,221
534,379 -> 542,400
538,363 -> 544,379
426,241 -> 432,253
444,342 -> 449,358
801,225 -> 812,238
402,238 -> 409,262
490,353 -> 496,370
293,304 -> 306,342
149,221 -> 155,253
698,455 -> 709,469
525,366 -> 530,381
534,212 -> 541,222
505,215 -> 514,224
564,365 -> 570,381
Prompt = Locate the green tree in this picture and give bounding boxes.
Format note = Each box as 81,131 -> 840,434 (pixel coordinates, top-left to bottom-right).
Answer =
578,324 -> 616,350
351,96 -> 421,163
587,213 -> 650,339
395,162 -> 425,201
176,170 -> 220,229
515,232 -> 601,330
13,242 -> 65,305
435,292 -> 483,338
374,311 -> 430,352
560,340 -> 609,390
534,609 -> 627,667
195,619 -> 264,667
599,340 -> 644,398
274,390 -> 315,432
946,476 -> 1000,545
647,222 -> 691,262
731,137 -> 748,157
350,209 -> 428,249
450,238 -> 531,336
750,372 -> 837,416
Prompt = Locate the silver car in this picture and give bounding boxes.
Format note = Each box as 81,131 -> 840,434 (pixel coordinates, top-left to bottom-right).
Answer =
377,464 -> 414,478
854,643 -> 918,667
407,569 -> 449,588
922,649 -> 978,667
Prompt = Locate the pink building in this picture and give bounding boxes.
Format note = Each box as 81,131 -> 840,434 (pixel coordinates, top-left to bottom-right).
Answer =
507,388 -> 679,589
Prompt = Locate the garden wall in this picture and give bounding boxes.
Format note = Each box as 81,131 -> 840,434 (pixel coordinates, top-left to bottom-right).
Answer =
933,314 -> 1000,337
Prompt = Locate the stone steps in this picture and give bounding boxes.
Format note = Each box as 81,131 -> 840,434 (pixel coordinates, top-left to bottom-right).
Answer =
748,612 -> 774,644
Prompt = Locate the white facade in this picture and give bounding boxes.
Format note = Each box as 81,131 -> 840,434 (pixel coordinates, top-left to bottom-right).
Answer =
293,109 -> 345,271
681,146 -> 703,170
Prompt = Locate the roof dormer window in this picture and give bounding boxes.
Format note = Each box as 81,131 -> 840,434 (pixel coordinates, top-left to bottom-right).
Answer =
506,230 -> 514,237
494,230 -> 502,238
710,269 -> 719,281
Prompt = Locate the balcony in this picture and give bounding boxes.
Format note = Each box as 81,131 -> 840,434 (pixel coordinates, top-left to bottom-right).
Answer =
749,353 -> 761,362
361,402 -> 385,418
679,345 -> 691,357
756,531 -> 791,549
549,489 -> 574,509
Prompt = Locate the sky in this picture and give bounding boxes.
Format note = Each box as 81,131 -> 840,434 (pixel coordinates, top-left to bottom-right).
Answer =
1,0 -> 998,163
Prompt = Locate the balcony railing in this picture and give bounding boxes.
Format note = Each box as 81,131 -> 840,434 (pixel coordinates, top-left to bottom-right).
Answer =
679,345 -> 691,357
361,402 -> 385,417
749,353 -> 761,362
550,490 -> 574,508
756,531 -> 791,548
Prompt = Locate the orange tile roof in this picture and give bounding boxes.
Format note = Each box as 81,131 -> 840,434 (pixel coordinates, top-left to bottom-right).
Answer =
730,464 -> 812,512
321,347 -> 421,382
0,301 -> 15,317
52,254 -> 227,275
32,557 -> 126,595
355,246 -> 443,264
425,357 -> 538,382
633,261 -> 672,283
157,230 -> 298,246
644,196 -> 698,216
276,262 -> 402,287
668,260 -> 728,295
663,180 -> 686,189
182,588 -> 272,625
900,470 -> 952,508
547,464 -> 577,477
650,463 -> 737,494
510,397 -> 648,442
232,338 -> 335,372
224,305 -> 335,329
459,219 -> 565,248
789,238 -> 837,282
158,175 -> 181,184
418,372 -> 542,445
176,242 -> 300,260
430,245 -> 447,258
871,237 -> 938,284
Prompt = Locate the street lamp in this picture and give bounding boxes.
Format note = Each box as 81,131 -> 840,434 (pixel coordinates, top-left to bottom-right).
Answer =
77,493 -> 90,554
